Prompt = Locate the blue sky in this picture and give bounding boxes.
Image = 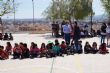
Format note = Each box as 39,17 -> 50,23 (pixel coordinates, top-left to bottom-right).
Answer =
3,0 -> 105,19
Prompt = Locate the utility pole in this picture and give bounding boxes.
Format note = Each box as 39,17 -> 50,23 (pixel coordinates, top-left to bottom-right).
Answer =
32,0 -> 35,25
90,0 -> 93,32
0,17 -> 3,34
13,0 -> 15,26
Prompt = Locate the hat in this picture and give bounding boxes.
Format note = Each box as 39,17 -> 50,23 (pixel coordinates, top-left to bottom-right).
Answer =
48,41 -> 53,44
65,20 -> 69,23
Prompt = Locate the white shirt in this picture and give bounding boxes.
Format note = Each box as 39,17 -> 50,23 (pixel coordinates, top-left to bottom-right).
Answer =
106,27 -> 110,34
62,24 -> 72,34
81,31 -> 84,35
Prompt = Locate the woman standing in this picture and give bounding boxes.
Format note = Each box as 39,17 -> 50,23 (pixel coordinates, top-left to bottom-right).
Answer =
106,22 -> 110,46
100,23 -> 107,44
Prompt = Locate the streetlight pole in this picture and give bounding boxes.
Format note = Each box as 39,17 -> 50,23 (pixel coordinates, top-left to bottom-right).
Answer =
90,0 -> 93,32
32,0 -> 35,25
13,0 -> 15,26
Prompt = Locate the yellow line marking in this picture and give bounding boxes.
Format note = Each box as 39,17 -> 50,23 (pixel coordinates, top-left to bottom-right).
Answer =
74,55 -> 84,73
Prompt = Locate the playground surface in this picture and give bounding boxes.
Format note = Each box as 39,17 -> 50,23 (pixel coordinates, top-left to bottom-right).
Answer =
0,33 -> 110,73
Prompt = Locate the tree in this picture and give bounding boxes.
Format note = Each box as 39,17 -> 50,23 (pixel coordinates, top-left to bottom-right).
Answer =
101,0 -> 110,20
70,0 -> 93,20
43,0 -> 93,20
0,0 -> 14,17
0,0 -> 16,33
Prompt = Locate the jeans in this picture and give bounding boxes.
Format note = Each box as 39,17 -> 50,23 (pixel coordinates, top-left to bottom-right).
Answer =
74,38 -> 79,52
64,33 -> 70,44
101,35 -> 106,44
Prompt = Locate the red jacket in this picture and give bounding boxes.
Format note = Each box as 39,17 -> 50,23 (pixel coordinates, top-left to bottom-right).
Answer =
60,44 -> 67,49
30,48 -> 39,54
0,49 -> 9,60
13,47 -> 22,54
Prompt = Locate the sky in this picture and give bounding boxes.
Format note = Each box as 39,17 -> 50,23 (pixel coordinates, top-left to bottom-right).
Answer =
2,0 -> 105,19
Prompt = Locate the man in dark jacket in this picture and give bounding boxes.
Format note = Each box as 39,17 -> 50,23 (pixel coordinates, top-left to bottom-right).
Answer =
74,21 -> 81,53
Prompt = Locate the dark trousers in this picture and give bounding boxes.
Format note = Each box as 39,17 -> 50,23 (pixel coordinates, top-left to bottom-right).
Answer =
74,38 -> 79,52
101,35 -> 106,44
21,52 -> 29,59
64,33 -> 70,44
84,49 -> 91,54
91,50 -> 99,54
13,52 -> 21,59
30,53 -> 38,58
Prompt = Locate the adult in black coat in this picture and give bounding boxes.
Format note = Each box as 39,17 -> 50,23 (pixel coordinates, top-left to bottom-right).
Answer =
73,21 -> 81,53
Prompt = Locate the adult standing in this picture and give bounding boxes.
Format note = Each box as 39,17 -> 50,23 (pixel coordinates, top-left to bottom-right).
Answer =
106,22 -> 110,46
62,20 -> 72,44
61,20 -> 65,37
51,21 -> 60,37
0,33 -> 3,40
100,23 -> 107,44
51,21 -> 55,36
74,21 -> 81,52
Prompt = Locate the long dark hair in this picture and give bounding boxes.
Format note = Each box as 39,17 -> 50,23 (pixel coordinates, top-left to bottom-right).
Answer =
41,43 -> 46,48
7,42 -> 11,47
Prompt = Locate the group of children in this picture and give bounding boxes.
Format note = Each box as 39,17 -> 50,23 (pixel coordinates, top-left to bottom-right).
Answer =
84,42 -> 109,54
0,33 -> 13,40
0,40 -> 109,60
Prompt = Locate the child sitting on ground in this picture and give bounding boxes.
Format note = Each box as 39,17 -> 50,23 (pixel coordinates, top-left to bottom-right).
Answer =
46,41 -> 55,58
40,43 -> 48,57
66,42 -> 71,55
13,43 -> 22,59
3,33 -> 8,40
30,42 -> 40,58
60,41 -> 67,54
84,42 -> 92,54
77,41 -> 83,54
99,43 -> 109,54
0,46 -> 9,60
21,43 -> 29,59
5,42 -> 12,55
52,43 -> 61,56
91,42 -> 99,54
8,33 -> 13,40
53,40 -> 62,56
70,42 -> 75,55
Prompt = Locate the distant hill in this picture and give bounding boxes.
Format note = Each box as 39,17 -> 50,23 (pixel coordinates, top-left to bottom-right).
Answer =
2,14 -> 109,24
2,18 -> 50,25
87,14 -> 108,22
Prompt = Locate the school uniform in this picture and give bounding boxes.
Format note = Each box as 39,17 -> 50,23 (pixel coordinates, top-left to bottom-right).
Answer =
40,48 -> 47,57
5,46 -> 12,55
13,47 -> 22,59
60,44 -> 67,54
0,49 -> 9,60
52,46 -> 61,55
30,48 -> 39,58
99,43 -> 109,54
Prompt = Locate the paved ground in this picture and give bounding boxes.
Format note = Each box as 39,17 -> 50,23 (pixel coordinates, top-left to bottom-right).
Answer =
0,33 -> 110,73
